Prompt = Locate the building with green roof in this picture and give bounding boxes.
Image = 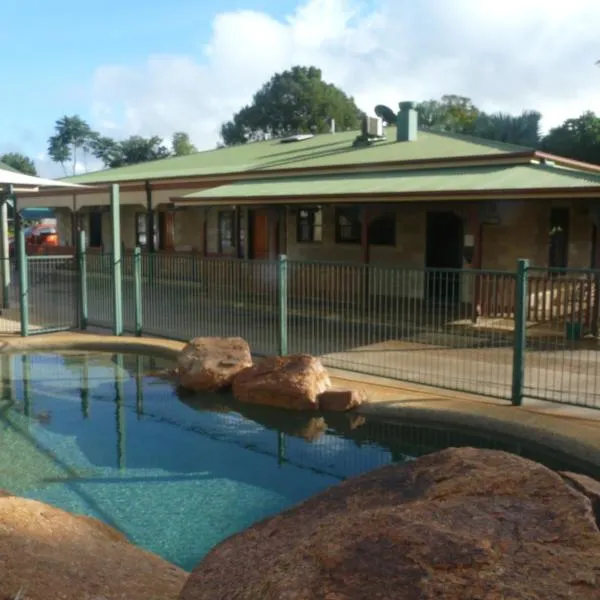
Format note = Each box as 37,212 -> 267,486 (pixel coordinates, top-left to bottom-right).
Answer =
16,102 -> 600,310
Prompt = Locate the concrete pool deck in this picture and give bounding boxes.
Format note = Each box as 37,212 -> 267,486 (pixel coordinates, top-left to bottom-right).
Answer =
1,331 -> 599,468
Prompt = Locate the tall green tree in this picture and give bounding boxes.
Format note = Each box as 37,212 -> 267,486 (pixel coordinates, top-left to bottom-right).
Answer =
172,132 -> 197,156
91,135 -> 171,168
47,115 -> 95,175
417,95 -> 480,134
541,112 -> 600,165
220,66 -> 364,146
473,110 -> 542,147
0,152 -> 37,176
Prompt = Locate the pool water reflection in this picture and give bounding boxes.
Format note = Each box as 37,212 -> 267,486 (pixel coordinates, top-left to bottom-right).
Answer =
0,352 -> 595,570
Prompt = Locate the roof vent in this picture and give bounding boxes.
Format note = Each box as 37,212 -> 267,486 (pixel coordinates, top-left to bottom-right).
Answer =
280,134 -> 314,144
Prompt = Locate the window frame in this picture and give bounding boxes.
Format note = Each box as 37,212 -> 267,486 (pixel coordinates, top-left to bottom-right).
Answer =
296,206 -> 323,243
334,206 -> 362,245
368,212 -> 396,247
218,210 -> 235,253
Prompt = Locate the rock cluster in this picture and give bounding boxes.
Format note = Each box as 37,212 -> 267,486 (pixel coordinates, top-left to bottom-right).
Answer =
176,336 -> 367,411
178,447 -> 600,600
0,492 -> 187,600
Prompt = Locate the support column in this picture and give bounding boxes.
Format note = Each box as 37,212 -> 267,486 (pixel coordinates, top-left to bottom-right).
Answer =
589,204 -> 600,336
111,184 -> 123,336
145,181 -> 155,253
468,204 -> 483,322
0,185 -> 12,309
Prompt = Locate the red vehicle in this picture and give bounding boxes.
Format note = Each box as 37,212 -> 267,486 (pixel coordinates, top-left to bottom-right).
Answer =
9,222 -> 60,257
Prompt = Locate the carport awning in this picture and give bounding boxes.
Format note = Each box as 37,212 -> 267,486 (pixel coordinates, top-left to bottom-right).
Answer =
0,167 -> 93,190
171,163 -> 600,206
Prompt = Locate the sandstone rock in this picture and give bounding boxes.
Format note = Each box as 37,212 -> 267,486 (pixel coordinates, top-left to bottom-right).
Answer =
177,336 -> 252,392
232,354 -> 331,410
179,447 -> 600,600
1,495 -> 187,600
561,471 -> 600,523
318,388 -> 367,411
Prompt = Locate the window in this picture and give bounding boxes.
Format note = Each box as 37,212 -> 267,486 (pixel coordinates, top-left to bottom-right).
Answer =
368,213 -> 396,246
135,212 -> 159,249
297,207 -> 322,242
335,207 -> 362,244
549,208 -> 570,268
218,210 -> 235,252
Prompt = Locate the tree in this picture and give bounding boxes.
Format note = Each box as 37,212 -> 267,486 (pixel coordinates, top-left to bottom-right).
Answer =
220,66 -> 364,146
172,132 -> 197,156
0,152 -> 37,176
91,135 -> 171,168
47,115 -> 95,175
473,110 -> 542,147
541,112 -> 600,165
416,95 -> 480,134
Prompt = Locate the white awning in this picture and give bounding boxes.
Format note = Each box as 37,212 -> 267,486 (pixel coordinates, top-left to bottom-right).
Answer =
0,167 -> 92,190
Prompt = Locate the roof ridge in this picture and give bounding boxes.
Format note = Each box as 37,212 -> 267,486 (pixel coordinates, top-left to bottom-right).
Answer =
419,126 -> 535,153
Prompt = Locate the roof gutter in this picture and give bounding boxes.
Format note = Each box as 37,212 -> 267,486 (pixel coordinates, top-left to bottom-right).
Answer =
170,186 -> 600,207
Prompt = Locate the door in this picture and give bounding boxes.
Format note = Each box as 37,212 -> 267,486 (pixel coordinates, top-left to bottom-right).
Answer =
425,211 -> 463,303
89,212 -> 103,248
251,212 -> 270,259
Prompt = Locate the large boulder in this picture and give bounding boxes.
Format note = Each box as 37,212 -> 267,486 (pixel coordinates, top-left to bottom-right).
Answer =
179,447 -> 600,600
232,354 -> 331,410
0,493 -> 186,600
177,336 -> 252,392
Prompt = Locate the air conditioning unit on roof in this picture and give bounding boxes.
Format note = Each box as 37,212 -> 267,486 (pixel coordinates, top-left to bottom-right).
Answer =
365,116 -> 383,138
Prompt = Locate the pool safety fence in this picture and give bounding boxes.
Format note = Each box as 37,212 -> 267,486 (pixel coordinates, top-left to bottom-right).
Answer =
9,240 -> 600,410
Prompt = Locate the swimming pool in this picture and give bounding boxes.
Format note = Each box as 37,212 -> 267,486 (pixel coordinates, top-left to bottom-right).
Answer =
0,351 -> 595,571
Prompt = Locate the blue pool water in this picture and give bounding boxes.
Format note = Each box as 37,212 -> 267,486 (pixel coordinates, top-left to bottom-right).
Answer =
0,352 -> 594,570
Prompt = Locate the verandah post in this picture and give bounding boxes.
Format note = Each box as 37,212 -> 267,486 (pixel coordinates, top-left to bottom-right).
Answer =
111,183 -> 124,336
16,212 -> 29,337
278,254 -> 288,356
0,186 -> 12,309
78,229 -> 88,330
133,246 -> 143,337
511,258 -> 529,406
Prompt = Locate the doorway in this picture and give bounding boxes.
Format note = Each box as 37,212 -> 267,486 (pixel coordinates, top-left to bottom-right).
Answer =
89,212 -> 103,248
425,211 -> 463,303
248,211 -> 270,259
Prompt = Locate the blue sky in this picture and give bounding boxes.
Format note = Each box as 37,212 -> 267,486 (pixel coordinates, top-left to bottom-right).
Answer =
2,0 -> 600,176
0,0 -> 297,164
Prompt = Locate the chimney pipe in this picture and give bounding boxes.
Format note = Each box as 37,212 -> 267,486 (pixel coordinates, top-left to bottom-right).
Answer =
397,101 -> 418,142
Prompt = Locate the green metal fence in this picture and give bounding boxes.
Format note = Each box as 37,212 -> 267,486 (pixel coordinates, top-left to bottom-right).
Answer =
30,248 -> 590,411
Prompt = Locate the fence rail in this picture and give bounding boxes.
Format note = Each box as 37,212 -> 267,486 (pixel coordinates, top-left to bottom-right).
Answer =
4,247 -> 600,410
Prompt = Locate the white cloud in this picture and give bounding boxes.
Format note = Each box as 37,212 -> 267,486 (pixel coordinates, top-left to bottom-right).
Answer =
87,0 -> 600,151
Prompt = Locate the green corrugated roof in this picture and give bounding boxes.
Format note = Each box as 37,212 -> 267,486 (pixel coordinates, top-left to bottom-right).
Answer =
178,164 -> 600,200
62,127 -> 532,185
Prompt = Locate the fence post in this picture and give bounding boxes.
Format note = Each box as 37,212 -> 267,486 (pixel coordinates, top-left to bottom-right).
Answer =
278,254 -> 288,356
110,184 -> 124,336
134,247 -> 143,337
17,219 -> 29,337
78,229 -> 88,330
511,258 -> 529,406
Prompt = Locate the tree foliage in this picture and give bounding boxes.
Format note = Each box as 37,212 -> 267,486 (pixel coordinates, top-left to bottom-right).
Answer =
473,111 -> 542,147
0,152 -> 37,176
46,116 -> 197,170
172,132 -> 197,156
48,115 -> 94,175
417,95 -> 480,134
91,135 -> 171,168
541,111 -> 600,165
220,66 -> 364,146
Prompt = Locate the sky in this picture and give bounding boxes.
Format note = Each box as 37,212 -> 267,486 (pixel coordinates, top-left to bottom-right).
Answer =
2,0 -> 600,177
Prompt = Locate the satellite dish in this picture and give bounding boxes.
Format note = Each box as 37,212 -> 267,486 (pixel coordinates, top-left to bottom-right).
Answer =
374,105 -> 397,126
